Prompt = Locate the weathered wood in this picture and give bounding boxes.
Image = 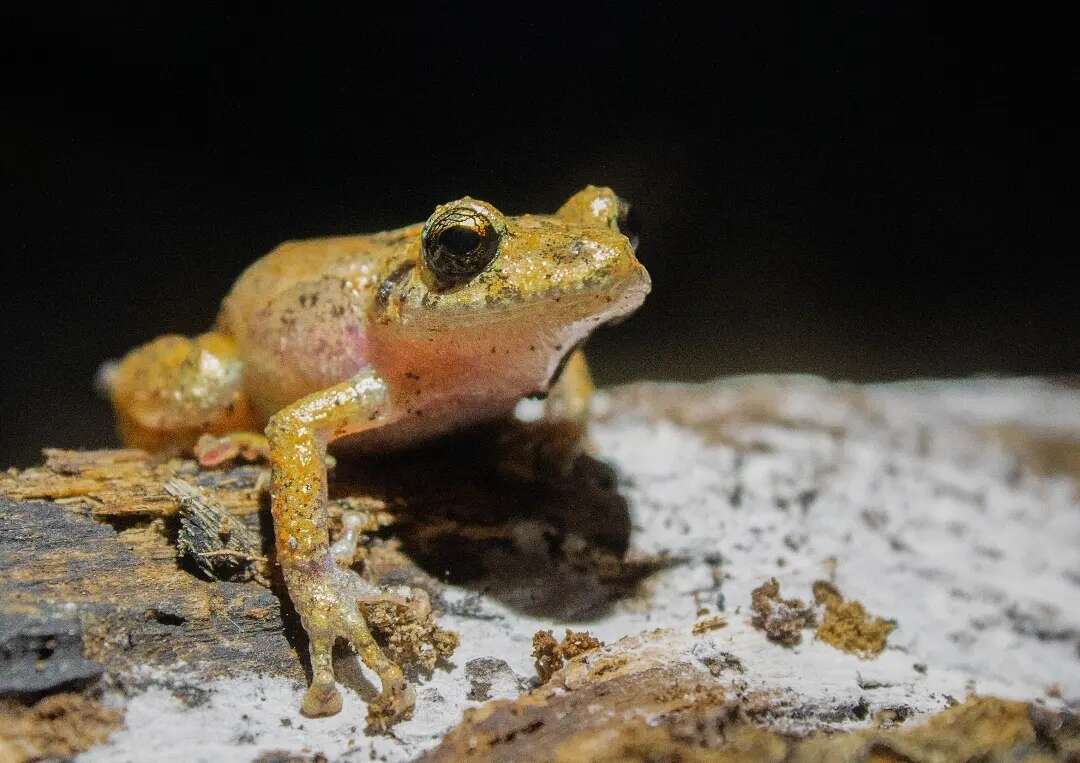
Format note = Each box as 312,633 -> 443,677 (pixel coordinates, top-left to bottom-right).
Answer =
165,478 -> 267,582
0,428 -> 653,696
2,377 -> 1080,761
1,448 -> 268,519
0,496 -> 297,684
421,629 -> 1080,763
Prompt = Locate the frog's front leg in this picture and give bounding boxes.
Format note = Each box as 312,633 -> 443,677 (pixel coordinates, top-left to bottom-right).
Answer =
265,370 -> 424,727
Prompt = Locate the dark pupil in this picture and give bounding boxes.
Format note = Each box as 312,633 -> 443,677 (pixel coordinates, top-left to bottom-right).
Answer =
439,225 -> 480,256
422,210 -> 501,287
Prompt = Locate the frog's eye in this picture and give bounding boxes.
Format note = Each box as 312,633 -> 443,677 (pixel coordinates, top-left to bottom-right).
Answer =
421,208 -> 502,287
616,198 -> 641,252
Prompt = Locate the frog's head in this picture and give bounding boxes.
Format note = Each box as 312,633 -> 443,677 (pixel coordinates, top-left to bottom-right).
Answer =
385,186 -> 650,333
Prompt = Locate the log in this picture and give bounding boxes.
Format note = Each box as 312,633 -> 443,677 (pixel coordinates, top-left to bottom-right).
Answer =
1,376 -> 1079,761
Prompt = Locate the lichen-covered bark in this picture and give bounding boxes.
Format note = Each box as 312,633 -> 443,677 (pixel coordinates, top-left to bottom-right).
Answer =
422,628 -> 1078,763
2,376 -> 1079,761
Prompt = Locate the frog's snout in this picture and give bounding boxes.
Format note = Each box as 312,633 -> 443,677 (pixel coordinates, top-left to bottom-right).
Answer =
635,262 -> 652,301
633,260 -> 652,293
585,237 -> 650,324
616,234 -> 652,295
616,258 -> 652,316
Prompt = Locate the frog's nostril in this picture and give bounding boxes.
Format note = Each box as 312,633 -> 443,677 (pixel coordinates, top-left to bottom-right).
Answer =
617,198 -> 641,252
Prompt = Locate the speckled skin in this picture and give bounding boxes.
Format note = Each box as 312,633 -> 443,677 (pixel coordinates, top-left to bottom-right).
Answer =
108,186 -> 650,727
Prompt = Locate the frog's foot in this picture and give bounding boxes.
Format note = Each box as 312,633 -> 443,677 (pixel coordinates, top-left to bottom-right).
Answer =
289,563 -> 456,730
194,431 -> 270,467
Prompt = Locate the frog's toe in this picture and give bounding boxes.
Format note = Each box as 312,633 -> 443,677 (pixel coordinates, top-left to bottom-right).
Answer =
301,683 -> 343,717
290,565 -> 454,727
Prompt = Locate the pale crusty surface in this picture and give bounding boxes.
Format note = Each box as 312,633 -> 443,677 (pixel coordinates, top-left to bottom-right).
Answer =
2,376 -> 1079,761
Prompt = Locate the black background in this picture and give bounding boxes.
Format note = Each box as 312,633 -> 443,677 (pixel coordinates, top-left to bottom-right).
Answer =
3,6 -> 1076,466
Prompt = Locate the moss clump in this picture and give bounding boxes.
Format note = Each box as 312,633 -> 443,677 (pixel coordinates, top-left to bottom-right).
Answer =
813,580 -> 894,658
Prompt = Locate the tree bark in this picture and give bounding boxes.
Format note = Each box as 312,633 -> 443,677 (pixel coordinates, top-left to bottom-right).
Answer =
2,377 -> 1079,761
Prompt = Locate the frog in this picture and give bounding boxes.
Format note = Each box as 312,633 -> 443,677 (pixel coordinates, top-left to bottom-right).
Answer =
105,186 -> 650,728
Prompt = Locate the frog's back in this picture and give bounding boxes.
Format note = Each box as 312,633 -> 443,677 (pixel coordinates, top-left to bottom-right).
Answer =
218,224 -> 421,421
219,224 -> 422,335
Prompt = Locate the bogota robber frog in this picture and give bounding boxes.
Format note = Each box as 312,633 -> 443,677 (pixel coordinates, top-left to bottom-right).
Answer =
107,186 -> 650,728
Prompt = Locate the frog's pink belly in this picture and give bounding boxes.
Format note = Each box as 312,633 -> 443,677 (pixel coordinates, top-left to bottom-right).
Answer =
237,278 -> 374,422
330,394 -> 519,453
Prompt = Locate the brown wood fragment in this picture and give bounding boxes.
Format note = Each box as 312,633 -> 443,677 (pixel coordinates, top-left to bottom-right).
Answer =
0,448 -> 269,518
691,614 -> 728,635
0,691 -> 123,763
165,478 -> 266,582
423,631 -> 741,763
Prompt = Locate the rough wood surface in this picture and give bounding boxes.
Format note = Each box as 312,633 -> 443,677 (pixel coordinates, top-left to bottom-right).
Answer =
1,376 -> 1079,761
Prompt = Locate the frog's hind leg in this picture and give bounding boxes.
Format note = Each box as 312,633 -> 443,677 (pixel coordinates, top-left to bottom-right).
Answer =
106,332 -> 258,455
193,431 -> 270,467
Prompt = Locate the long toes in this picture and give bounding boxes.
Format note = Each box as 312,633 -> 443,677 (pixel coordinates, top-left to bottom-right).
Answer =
301,684 -> 343,717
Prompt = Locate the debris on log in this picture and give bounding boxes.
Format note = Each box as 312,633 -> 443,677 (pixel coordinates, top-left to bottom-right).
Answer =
812,580 -> 895,658
164,478 -> 267,582
531,629 -> 604,684
1,376 -> 1078,761
749,577 -> 816,647
421,628 -> 1080,763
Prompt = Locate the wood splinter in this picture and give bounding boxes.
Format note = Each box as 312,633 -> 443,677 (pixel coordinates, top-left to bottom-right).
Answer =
164,478 -> 267,583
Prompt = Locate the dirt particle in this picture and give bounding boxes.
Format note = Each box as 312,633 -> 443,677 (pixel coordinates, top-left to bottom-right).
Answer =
532,629 -> 604,683
750,578 -> 816,646
692,615 -> 728,635
695,648 -> 745,677
532,631 -> 561,684
813,580 -> 895,658
360,600 -> 459,674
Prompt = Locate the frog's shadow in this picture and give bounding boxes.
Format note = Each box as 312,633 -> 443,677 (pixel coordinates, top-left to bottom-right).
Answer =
324,429 -> 657,624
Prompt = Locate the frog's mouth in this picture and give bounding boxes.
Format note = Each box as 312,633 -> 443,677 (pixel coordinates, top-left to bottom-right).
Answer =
390,257 -> 650,331
594,263 -> 652,326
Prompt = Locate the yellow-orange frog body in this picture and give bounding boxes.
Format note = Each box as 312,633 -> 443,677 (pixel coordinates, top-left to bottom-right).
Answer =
107,186 -> 650,729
